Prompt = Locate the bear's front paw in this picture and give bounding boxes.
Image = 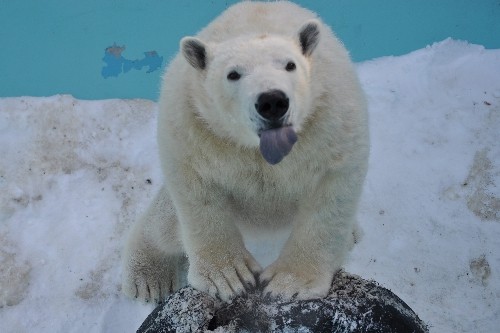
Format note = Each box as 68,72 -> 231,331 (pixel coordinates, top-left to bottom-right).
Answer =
260,262 -> 334,301
188,250 -> 262,302
122,253 -> 187,304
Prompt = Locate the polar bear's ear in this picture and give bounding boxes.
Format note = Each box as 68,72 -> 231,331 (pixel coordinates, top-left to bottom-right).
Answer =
181,37 -> 207,70
298,20 -> 320,57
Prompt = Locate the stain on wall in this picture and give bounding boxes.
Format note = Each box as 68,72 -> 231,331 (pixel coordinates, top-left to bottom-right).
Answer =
101,43 -> 164,79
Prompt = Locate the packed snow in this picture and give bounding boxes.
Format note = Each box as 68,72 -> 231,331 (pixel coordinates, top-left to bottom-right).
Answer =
0,39 -> 499,333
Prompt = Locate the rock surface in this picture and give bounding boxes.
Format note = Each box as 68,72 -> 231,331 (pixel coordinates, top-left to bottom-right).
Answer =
137,270 -> 428,333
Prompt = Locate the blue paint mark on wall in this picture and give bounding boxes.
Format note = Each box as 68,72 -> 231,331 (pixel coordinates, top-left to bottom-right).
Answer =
101,43 -> 164,79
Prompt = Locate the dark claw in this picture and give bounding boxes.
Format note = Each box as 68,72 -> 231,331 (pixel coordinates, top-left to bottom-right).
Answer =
262,291 -> 273,302
258,278 -> 270,289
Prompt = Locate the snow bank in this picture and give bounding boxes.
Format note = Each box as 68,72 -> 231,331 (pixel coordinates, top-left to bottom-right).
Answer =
0,39 -> 499,332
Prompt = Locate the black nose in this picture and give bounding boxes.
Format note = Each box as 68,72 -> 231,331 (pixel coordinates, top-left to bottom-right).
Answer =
255,90 -> 289,121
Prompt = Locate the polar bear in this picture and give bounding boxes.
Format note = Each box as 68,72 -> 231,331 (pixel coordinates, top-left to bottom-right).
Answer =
122,1 -> 369,303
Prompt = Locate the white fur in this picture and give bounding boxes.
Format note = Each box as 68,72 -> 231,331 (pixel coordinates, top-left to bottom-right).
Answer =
122,1 -> 369,303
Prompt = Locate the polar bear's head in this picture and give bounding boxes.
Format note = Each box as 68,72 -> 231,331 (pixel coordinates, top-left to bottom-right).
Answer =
181,20 -> 320,164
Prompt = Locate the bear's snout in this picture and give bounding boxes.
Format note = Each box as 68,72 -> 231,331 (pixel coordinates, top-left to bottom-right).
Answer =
255,90 -> 289,123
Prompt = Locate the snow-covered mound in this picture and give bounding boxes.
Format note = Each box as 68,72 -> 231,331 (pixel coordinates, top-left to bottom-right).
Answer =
138,271 -> 428,333
0,39 -> 499,332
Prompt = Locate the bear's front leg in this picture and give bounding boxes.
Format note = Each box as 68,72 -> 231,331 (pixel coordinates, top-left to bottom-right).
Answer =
173,183 -> 262,302
260,172 -> 361,300
122,187 -> 187,303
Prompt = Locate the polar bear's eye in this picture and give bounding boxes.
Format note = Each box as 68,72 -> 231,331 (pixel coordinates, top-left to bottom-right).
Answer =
227,70 -> 241,81
285,61 -> 296,72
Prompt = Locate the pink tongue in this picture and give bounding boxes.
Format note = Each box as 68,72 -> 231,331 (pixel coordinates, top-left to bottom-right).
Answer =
259,126 -> 298,165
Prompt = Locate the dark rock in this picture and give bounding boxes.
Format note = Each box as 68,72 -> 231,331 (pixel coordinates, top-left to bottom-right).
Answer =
137,270 -> 428,333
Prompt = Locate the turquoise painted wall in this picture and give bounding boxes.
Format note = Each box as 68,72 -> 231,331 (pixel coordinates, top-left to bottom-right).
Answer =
1,0 -> 499,100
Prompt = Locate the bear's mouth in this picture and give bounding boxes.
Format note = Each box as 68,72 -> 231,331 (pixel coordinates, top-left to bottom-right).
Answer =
259,126 -> 297,165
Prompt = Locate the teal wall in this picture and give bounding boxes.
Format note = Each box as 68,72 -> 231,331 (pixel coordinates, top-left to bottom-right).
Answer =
1,0 -> 499,100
